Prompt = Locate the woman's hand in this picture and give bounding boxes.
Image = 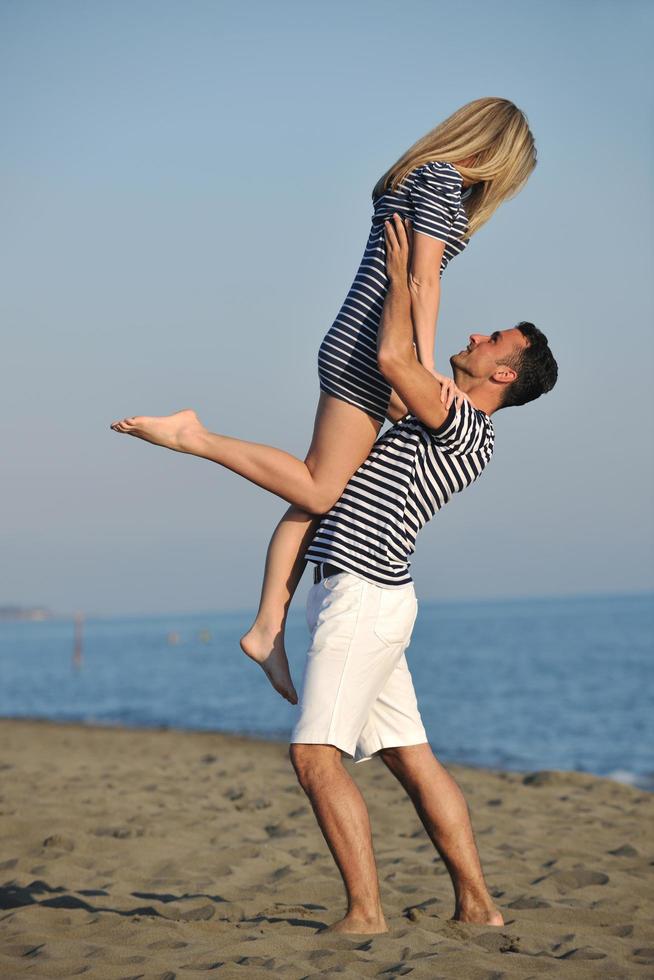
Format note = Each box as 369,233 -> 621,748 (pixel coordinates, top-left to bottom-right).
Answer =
431,370 -> 470,410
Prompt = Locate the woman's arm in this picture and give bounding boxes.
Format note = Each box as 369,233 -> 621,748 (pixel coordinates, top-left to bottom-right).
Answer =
408,232 -> 446,373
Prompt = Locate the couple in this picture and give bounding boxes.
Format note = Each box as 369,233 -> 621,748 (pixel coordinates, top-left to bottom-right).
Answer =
111,98 -> 558,934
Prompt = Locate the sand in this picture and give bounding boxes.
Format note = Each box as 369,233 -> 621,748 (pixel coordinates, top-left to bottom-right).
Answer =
0,718 -> 652,979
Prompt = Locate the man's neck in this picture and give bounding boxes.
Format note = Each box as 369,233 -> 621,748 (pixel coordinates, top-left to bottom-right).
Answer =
455,377 -> 500,417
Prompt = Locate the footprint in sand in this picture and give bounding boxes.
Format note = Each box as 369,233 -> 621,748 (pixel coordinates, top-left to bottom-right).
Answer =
551,933 -> 576,949
179,958 -> 225,971
403,897 -> 441,921
162,903 -> 216,921
258,902 -> 326,918
147,940 -> 189,950
81,946 -> 104,959
42,834 -> 75,851
608,843 -> 639,857
608,924 -> 633,937
560,946 -> 607,960
471,931 -> 521,954
235,796 -> 272,811
542,869 -> 609,892
264,823 -> 294,839
373,961 -> 412,976
507,894 -> 551,909
92,825 -> 145,839
3,944 -> 47,959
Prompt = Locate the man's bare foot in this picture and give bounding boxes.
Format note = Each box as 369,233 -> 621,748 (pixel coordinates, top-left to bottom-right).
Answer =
110,409 -> 205,453
240,624 -> 298,705
319,912 -> 388,935
453,900 -> 504,926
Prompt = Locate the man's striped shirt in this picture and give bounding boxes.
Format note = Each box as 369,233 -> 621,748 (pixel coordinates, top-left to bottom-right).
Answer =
306,401 -> 495,587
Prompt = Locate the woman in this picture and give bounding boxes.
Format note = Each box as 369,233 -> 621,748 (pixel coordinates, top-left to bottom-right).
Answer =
111,97 -> 536,705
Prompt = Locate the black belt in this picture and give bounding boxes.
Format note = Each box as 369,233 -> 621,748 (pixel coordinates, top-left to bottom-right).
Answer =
313,562 -> 345,584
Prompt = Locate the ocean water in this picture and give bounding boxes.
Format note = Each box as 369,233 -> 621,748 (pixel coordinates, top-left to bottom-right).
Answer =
1,593 -> 652,789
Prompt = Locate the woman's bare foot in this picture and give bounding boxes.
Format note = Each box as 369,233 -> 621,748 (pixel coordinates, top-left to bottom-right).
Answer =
110,409 -> 206,453
319,911 -> 388,935
240,624 -> 298,705
453,899 -> 504,926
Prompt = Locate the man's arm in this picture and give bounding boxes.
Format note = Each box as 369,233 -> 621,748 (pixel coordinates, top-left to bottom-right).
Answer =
409,234 -> 446,373
386,387 -> 409,423
377,215 -> 454,431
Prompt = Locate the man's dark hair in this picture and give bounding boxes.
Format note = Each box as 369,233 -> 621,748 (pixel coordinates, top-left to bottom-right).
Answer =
499,322 -> 558,409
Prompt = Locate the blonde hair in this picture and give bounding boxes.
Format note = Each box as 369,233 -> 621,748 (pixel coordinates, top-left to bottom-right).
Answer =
372,97 -> 536,238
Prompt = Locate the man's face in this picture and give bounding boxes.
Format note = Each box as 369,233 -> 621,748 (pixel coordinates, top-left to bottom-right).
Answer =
450,327 -> 528,382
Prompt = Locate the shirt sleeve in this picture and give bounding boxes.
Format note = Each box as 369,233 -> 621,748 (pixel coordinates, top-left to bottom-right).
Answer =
428,400 -> 493,456
408,162 -> 460,243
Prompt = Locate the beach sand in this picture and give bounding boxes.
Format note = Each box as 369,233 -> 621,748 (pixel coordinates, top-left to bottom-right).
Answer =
0,718 -> 652,978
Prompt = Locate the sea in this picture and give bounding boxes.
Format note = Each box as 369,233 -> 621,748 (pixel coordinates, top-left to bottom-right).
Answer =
1,593 -> 652,790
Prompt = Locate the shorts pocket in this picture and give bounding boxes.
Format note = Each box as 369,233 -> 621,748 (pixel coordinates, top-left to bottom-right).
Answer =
321,571 -> 360,592
306,583 -> 324,634
373,587 -> 418,646
307,575 -> 365,643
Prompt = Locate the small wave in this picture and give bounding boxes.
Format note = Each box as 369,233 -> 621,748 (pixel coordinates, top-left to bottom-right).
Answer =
606,769 -> 654,792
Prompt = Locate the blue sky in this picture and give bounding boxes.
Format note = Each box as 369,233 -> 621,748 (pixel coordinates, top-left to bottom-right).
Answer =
2,0 -> 653,616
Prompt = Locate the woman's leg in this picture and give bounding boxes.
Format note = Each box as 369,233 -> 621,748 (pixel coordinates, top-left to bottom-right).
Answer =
240,393 -> 382,702
110,395 -> 379,513
111,395 -> 382,702
240,506 -> 317,704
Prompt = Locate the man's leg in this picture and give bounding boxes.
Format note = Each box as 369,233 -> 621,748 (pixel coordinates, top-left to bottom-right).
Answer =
289,743 -> 388,934
379,743 -> 503,925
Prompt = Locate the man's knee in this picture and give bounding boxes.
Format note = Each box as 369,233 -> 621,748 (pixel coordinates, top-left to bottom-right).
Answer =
379,746 -> 405,770
379,742 -> 431,773
289,743 -> 341,789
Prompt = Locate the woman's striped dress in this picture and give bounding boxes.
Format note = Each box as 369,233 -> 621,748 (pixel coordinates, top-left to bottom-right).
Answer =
318,161 -> 470,423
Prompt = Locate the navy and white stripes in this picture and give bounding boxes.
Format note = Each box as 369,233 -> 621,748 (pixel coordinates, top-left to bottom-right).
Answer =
306,402 -> 495,587
318,161 -> 470,423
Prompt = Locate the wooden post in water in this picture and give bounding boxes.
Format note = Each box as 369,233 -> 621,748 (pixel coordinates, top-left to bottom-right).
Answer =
73,611 -> 84,669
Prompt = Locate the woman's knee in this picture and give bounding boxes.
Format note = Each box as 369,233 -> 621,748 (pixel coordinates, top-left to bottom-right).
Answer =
303,483 -> 343,515
303,457 -> 350,514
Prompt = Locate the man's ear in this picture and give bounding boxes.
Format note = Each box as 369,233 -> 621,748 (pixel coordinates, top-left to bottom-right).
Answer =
491,365 -> 517,386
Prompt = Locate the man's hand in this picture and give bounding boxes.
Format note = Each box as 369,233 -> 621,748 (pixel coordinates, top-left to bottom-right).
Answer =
384,216 -> 468,412
384,213 -> 413,286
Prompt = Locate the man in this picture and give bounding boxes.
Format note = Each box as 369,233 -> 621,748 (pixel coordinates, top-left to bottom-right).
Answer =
110,215 -> 557,935
288,214 -> 558,934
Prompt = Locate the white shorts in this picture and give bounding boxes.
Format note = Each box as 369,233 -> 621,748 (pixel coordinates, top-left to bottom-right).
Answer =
291,570 -> 428,763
